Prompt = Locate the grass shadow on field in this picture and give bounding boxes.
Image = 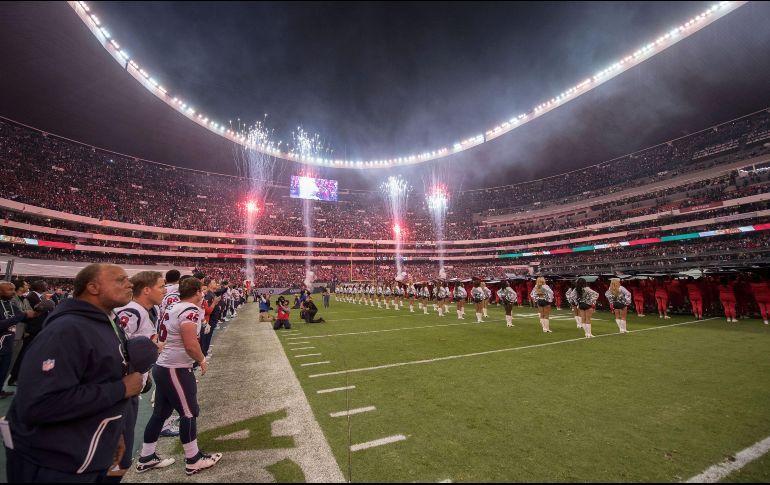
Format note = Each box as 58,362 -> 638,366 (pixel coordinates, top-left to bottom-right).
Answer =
174,409 -> 294,454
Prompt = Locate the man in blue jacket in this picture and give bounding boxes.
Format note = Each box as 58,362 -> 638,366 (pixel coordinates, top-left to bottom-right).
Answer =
0,281 -> 36,399
3,263 -> 144,482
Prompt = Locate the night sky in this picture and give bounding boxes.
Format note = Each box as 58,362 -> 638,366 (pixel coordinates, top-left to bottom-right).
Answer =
3,2 -> 770,189
96,1 -> 717,158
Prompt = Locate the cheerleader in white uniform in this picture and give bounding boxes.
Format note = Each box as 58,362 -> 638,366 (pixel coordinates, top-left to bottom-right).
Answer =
420,285 -> 431,314
605,278 -> 631,334
498,281 -> 518,327
566,287 -> 582,328
530,277 -> 554,333
575,278 -> 599,337
407,282 -> 417,312
481,282 -> 492,318
453,284 -> 467,319
471,282 -> 486,323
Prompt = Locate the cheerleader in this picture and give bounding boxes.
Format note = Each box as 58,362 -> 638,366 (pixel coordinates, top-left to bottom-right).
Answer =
575,278 -> 599,337
718,277 -> 737,323
471,281 -> 485,323
436,282 -> 448,317
685,278 -> 704,320
526,279 -> 535,308
631,285 -> 646,317
515,283 -> 525,308
529,277 -> 554,333
368,284 -> 376,306
654,278 -> 671,319
420,285 -> 431,314
498,281 -> 518,327
443,283 -> 451,314
605,278 -> 631,334
384,284 -> 392,309
407,282 -> 417,312
393,284 -> 402,310
480,282 -> 492,318
453,283 -> 467,319
749,274 -> 770,325
553,283 -> 564,310
566,286 -> 582,328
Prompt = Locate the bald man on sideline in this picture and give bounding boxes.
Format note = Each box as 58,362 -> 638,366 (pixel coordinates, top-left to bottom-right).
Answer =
3,264 -> 143,483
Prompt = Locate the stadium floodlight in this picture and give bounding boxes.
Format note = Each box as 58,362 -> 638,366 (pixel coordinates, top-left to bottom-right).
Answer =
70,1 -> 746,169
245,201 -> 259,213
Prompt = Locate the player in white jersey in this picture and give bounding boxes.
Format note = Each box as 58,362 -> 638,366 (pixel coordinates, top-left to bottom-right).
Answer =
114,271 -> 169,476
159,269 -> 181,325
137,277 -> 222,476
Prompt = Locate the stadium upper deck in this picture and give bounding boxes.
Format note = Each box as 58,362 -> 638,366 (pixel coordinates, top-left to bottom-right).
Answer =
1,109 -> 769,277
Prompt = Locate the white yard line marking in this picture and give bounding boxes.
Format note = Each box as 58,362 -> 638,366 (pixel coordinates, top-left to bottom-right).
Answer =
329,406 -> 376,418
301,361 -> 331,367
288,341 -> 311,345
317,385 -> 356,394
685,435 -> 770,483
287,319 -> 507,340
310,318 -> 716,378
330,313 -> 422,323
350,434 -> 407,452
295,353 -> 322,358
291,346 -> 316,350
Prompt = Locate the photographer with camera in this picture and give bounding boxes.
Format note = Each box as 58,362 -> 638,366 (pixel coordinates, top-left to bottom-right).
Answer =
300,295 -> 325,324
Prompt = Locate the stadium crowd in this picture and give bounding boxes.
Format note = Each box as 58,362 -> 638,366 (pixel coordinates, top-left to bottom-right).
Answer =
2,109 -> 770,242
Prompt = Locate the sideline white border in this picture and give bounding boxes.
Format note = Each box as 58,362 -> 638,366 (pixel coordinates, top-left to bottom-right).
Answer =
685,435 -> 770,483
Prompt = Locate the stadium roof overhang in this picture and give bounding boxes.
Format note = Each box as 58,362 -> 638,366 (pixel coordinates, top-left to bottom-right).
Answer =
2,2 -> 770,188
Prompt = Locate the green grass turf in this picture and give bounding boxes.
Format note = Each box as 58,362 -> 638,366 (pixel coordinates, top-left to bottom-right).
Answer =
278,299 -> 770,482
266,458 -> 307,483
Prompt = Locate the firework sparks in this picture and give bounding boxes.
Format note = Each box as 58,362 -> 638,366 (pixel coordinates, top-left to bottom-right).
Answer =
380,175 -> 411,280
426,182 -> 450,279
291,126 -> 331,290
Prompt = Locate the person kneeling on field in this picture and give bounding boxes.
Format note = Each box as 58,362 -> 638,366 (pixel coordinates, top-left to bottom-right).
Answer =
301,296 -> 325,324
274,299 -> 291,330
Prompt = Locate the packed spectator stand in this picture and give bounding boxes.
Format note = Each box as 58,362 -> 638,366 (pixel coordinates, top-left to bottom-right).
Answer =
1,108 -> 770,291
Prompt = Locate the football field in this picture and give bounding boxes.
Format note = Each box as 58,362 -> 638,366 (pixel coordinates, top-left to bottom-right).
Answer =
278,299 -> 770,482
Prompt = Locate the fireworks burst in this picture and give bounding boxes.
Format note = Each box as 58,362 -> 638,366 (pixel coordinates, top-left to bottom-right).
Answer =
233,116 -> 283,284
291,126 -> 331,290
380,175 -> 411,280
426,181 -> 451,279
